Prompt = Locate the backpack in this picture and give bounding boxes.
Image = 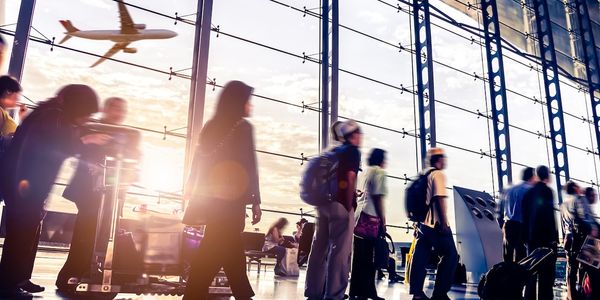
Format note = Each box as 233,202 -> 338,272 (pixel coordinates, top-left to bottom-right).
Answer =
300,149 -> 339,207
404,169 -> 435,222
477,261 -> 528,300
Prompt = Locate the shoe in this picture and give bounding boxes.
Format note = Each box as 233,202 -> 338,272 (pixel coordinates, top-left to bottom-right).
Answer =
0,287 -> 33,299
370,296 -> 385,300
430,294 -> 451,300
377,271 -> 386,280
411,293 -> 430,300
388,274 -> 404,283
18,280 -> 45,293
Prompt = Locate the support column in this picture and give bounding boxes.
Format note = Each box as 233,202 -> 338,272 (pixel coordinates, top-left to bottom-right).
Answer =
330,0 -> 339,125
481,0 -> 513,190
8,0 -> 36,81
321,0 -> 330,150
573,0 -> 600,163
531,0 -> 570,203
184,0 -> 212,185
412,0 -> 436,168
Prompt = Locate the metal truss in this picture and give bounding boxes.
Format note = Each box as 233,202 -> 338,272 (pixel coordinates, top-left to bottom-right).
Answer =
481,0 -> 513,191
573,0 -> 600,163
531,0 -> 570,203
412,0 -> 437,168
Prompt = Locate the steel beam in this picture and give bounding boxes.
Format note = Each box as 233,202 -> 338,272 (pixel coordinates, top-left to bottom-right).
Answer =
184,0 -> 212,188
330,0 -> 339,125
412,0 -> 436,168
321,0 -> 330,150
8,0 -> 36,82
573,0 -> 600,164
481,0 -> 513,190
531,0 -> 570,203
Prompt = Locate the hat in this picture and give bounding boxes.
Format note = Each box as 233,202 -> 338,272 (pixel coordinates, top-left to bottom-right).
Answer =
340,120 -> 361,139
427,147 -> 445,157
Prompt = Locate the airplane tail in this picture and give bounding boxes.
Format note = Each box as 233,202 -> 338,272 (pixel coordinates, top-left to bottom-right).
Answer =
59,20 -> 79,33
58,20 -> 79,44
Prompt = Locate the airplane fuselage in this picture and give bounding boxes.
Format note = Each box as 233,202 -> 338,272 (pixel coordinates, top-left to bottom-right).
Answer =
68,29 -> 177,43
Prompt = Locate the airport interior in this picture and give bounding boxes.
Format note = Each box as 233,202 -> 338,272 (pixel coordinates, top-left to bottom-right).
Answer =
1,0 -> 600,299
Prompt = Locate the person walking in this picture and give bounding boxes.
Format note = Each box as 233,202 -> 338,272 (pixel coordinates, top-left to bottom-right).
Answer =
408,148 -> 458,300
522,166 -> 559,300
0,85 -> 108,298
55,97 -> 139,293
349,148 -> 387,300
499,167 -> 536,263
182,80 -> 262,300
305,120 -> 362,300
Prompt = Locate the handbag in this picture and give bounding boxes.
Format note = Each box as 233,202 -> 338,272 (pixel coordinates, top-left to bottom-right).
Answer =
354,212 -> 381,240
374,231 -> 395,269
182,120 -> 243,226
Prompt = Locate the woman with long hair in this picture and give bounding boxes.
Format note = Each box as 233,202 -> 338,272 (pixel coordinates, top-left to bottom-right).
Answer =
263,217 -> 290,276
183,80 -> 262,300
349,148 -> 387,300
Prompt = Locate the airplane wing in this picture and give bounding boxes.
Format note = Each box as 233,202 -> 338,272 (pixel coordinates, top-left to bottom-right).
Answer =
91,42 -> 130,67
117,0 -> 138,34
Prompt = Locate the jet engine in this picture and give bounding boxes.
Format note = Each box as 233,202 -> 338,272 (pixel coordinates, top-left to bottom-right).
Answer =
134,24 -> 146,30
123,48 -> 138,54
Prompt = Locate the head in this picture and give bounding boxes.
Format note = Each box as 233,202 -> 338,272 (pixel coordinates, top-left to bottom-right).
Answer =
296,218 -> 308,230
0,35 -> 6,70
368,148 -> 386,168
330,120 -> 344,144
271,217 -> 289,232
102,97 -> 127,125
536,165 -> 550,184
427,147 -> 446,170
522,167 -> 536,184
213,80 -> 253,123
340,120 -> 362,147
0,76 -> 22,109
565,181 -> 581,196
585,187 -> 597,205
55,84 -> 100,125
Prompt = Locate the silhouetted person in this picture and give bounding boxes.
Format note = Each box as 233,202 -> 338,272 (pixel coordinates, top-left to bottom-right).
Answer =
499,167 -> 536,263
55,97 -> 137,293
305,120 -> 362,300
522,165 -> 558,300
183,81 -> 262,300
350,148 -> 387,300
0,85 -> 108,298
408,148 -> 458,300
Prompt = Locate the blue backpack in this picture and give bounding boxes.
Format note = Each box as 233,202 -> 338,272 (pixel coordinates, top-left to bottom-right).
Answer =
300,148 -> 340,207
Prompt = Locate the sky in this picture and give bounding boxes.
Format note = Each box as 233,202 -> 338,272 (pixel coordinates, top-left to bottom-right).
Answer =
3,0 -> 600,242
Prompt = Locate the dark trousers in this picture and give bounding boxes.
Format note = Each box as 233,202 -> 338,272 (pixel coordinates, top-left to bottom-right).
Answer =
503,220 -> 526,263
56,197 -> 103,288
0,201 -> 44,289
566,234 -> 586,300
409,224 -> 458,297
349,236 -> 377,298
524,245 -> 556,300
265,245 -> 286,274
183,222 -> 254,300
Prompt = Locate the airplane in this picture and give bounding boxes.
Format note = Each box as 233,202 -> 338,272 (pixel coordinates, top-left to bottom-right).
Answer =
59,0 -> 177,67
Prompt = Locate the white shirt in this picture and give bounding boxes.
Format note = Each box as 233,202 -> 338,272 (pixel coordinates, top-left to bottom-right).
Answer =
359,166 -> 387,217
424,167 -> 448,228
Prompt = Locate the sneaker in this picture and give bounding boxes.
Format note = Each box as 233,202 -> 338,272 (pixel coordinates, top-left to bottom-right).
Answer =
388,274 -> 404,283
17,280 -> 44,293
0,287 -> 33,299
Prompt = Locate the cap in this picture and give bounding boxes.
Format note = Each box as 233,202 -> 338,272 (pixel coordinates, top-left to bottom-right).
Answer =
427,147 -> 445,157
340,120 -> 361,139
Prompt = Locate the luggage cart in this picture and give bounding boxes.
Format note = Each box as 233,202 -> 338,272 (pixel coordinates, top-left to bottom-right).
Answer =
67,126 -> 231,299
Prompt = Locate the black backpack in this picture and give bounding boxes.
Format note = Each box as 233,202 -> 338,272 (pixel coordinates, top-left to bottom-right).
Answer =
404,169 -> 435,222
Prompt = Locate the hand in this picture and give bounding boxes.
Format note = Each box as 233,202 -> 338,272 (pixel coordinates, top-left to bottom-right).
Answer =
18,104 -> 28,120
81,133 -> 112,145
251,203 -> 262,225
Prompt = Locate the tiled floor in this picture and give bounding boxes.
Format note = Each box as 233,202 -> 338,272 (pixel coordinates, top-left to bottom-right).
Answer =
9,249 -> 567,299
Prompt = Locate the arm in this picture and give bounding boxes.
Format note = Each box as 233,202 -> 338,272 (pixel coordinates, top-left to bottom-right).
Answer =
372,194 -> 386,227
347,170 -> 357,210
244,123 -> 262,224
434,196 -> 450,232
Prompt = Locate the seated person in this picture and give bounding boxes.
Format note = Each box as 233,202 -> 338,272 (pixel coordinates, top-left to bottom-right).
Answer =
263,218 -> 294,275
293,218 -> 308,243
